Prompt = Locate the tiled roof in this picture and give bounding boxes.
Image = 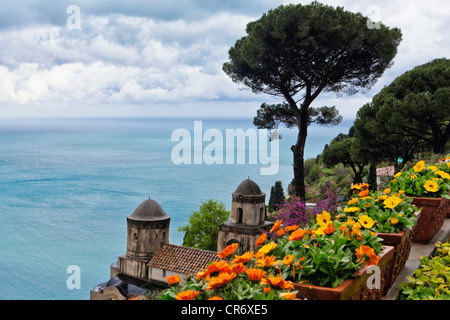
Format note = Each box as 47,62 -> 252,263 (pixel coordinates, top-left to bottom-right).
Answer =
147,244 -> 223,275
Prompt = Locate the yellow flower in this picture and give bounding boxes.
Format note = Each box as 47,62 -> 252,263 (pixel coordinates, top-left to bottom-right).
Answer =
436,170 -> 450,180
383,196 -> 403,209
394,172 -> 402,178
376,194 -> 388,202
344,207 -> 361,213
413,161 -> 425,173
427,165 -> 438,172
358,215 -> 375,229
282,255 -> 295,266
347,198 -> 359,205
391,217 -> 399,225
423,180 -> 439,193
384,188 -> 391,195
316,210 -> 331,227
280,292 -> 297,300
258,242 -> 277,255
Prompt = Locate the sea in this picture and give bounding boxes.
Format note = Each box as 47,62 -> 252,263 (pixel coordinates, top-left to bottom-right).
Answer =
0,117 -> 352,300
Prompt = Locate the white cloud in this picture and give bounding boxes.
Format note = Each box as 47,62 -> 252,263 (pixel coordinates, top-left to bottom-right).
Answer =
0,0 -> 448,119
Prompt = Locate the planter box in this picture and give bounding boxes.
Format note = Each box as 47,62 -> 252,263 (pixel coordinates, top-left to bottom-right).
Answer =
445,198 -> 450,218
292,246 -> 394,300
376,227 -> 414,295
411,197 -> 446,244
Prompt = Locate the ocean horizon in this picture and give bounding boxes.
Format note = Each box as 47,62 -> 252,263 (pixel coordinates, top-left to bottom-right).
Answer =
0,117 -> 352,300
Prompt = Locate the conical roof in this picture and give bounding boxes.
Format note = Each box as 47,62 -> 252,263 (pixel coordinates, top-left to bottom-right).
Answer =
128,197 -> 170,221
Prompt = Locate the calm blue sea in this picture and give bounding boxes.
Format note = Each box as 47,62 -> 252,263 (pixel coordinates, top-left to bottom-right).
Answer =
0,117 -> 352,300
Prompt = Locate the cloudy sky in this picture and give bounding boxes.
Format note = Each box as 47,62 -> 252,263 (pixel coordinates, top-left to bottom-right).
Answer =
0,0 -> 448,120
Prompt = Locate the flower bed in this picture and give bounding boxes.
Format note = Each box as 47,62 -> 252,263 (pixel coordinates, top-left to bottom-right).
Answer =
160,243 -> 297,300
334,183 -> 419,293
388,160 -> 450,243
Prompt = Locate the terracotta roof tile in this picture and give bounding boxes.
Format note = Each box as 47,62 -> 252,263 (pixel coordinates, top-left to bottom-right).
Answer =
147,244 -> 223,275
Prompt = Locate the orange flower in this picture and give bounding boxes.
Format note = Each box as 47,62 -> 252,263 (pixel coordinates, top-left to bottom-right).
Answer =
276,229 -> 285,236
288,229 -> 307,241
167,275 -> 180,286
263,287 -> 271,294
356,245 -> 379,266
255,233 -> 267,247
232,251 -> 254,264
206,272 -> 237,291
255,255 -> 281,268
217,243 -> 239,258
285,225 -> 299,232
175,290 -> 199,300
323,223 -> 335,235
246,268 -> 266,281
261,275 -> 294,290
231,263 -> 247,274
208,296 -> 223,300
197,260 -> 231,279
358,189 -> 369,197
270,220 -> 282,233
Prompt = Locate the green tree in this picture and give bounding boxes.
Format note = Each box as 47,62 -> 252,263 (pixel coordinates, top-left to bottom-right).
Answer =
322,136 -> 368,185
178,199 -> 230,251
223,2 -> 402,199
268,180 -> 285,212
354,101 -> 429,172
369,58 -> 450,154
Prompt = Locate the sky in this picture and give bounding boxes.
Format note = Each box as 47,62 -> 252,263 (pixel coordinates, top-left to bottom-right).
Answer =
0,0 -> 448,120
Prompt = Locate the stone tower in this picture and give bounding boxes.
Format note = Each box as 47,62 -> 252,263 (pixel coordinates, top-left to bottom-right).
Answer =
118,197 -> 170,280
217,178 -> 274,254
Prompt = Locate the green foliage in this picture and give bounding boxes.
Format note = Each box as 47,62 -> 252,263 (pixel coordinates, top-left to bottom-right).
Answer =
373,58 -> 450,154
354,58 -> 450,171
178,199 -> 230,251
399,241 -> 450,300
388,160 -> 450,198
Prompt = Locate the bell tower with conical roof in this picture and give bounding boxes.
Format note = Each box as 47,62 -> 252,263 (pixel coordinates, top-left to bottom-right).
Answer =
217,178 -> 274,254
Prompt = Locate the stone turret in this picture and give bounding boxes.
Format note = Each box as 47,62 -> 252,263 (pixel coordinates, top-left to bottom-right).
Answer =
217,178 -> 273,254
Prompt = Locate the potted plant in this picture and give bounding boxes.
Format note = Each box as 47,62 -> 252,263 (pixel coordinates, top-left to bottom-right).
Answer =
388,160 -> 450,243
264,212 -> 394,300
160,243 -> 297,300
335,183 -> 419,294
438,157 -> 450,218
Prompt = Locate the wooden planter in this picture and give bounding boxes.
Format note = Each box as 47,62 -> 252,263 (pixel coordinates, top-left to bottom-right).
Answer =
411,197 -> 447,244
292,246 -> 394,300
376,227 -> 415,295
